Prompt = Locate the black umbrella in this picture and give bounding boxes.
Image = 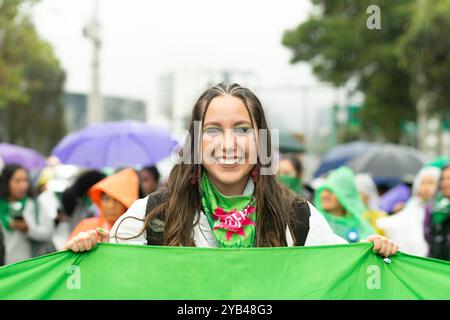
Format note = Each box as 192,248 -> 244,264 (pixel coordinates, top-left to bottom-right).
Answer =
314,141 -> 377,177
279,132 -> 305,153
347,144 -> 427,186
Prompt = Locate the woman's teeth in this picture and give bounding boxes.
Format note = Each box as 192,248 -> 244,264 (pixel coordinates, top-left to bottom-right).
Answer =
217,158 -> 242,165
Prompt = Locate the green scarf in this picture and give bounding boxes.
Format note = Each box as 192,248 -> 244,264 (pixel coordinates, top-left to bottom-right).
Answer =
432,193 -> 450,225
278,175 -> 301,193
0,198 -> 27,231
200,172 -> 257,248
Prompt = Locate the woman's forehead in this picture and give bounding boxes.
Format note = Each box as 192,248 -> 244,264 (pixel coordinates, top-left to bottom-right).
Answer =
12,169 -> 28,178
279,159 -> 295,169
421,175 -> 437,182
203,95 -> 253,125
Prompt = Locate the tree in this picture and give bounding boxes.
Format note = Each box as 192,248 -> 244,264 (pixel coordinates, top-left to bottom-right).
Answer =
282,0 -> 416,143
0,0 -> 66,155
0,0 -> 38,108
398,0 -> 450,114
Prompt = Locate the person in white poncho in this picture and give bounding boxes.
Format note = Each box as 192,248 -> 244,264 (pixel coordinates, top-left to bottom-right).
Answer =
376,166 -> 441,257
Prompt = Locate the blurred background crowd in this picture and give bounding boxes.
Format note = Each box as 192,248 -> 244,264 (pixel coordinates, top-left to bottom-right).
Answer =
1,145 -> 449,265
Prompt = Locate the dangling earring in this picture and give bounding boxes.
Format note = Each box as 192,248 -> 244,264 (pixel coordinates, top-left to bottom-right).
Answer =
191,165 -> 202,186
190,166 -> 198,185
251,165 -> 259,183
196,165 -> 203,198
197,165 -> 202,186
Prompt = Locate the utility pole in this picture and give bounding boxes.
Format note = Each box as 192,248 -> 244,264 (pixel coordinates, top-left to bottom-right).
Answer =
84,0 -> 102,124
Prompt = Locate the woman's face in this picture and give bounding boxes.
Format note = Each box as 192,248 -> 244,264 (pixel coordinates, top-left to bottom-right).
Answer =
9,169 -> 30,201
418,175 -> 438,202
441,168 -> 450,198
278,159 -> 297,177
100,193 -> 127,224
320,189 -> 343,213
359,192 -> 370,207
139,169 -> 158,196
201,95 -> 258,194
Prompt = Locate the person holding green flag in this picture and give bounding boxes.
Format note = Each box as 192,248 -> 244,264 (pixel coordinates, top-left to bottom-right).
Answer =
314,167 -> 376,243
65,83 -> 398,259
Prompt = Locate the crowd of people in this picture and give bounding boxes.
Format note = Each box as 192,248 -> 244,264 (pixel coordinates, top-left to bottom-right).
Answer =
0,164 -> 160,265
0,83 -> 449,266
279,156 -> 450,261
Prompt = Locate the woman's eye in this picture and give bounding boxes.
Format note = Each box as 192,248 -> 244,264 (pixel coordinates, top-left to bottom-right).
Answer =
234,127 -> 252,135
203,127 -> 221,136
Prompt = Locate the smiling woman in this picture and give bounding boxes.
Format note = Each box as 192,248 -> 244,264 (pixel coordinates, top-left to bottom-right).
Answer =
65,83 -> 399,257
201,95 -> 258,196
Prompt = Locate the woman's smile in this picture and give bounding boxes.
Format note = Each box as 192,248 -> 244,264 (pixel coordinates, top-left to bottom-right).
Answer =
215,157 -> 245,166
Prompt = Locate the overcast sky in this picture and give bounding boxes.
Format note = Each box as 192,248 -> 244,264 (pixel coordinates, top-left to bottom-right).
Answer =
33,1 -> 323,97
32,0 -> 355,142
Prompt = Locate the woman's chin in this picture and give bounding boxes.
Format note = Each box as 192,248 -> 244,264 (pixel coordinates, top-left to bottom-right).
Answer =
211,168 -> 249,185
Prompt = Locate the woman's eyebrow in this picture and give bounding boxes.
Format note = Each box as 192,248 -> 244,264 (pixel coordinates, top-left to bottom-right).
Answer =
234,120 -> 252,126
203,121 -> 221,127
203,120 -> 252,127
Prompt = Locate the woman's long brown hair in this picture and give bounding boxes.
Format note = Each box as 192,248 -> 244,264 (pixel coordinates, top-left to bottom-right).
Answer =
116,83 -> 306,247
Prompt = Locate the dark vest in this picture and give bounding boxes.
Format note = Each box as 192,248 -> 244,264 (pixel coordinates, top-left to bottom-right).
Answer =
0,227 -> 4,266
145,189 -> 311,246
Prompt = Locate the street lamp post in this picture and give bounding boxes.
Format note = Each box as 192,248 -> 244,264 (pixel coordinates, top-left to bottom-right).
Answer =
83,0 -> 102,124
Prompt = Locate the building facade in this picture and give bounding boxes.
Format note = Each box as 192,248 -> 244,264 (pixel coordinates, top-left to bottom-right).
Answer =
63,92 -> 147,132
155,68 -> 258,132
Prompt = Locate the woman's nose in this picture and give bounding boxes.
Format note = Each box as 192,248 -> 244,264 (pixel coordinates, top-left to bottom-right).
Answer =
221,129 -> 236,153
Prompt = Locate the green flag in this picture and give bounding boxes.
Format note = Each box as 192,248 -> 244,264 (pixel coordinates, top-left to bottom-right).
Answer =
0,243 -> 449,300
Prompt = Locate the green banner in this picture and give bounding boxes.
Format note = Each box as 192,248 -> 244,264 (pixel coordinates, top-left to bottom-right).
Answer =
0,242 -> 449,300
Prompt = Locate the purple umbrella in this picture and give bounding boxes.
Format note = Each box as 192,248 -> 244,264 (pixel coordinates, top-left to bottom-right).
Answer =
52,121 -> 178,169
379,184 -> 411,214
0,143 -> 47,171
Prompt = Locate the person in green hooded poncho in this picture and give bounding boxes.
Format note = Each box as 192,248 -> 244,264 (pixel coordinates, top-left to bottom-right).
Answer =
314,167 -> 376,243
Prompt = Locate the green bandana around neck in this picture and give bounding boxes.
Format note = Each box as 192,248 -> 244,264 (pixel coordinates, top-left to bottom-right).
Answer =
278,175 -> 301,193
0,197 -> 27,231
200,171 -> 257,248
